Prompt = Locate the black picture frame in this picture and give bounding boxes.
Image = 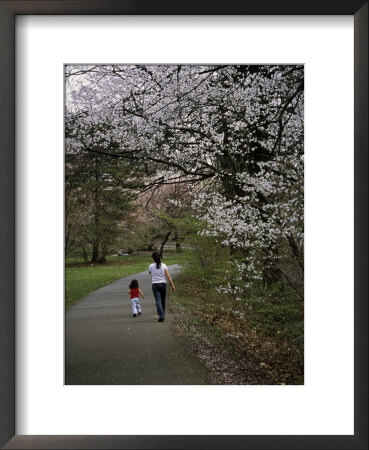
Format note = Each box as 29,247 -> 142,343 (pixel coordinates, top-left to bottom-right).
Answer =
0,1 -> 367,449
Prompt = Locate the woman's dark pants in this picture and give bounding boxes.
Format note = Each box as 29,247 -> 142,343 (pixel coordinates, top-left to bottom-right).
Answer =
152,283 -> 167,319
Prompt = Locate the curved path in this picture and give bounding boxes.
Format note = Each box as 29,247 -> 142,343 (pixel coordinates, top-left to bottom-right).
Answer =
65,265 -> 208,384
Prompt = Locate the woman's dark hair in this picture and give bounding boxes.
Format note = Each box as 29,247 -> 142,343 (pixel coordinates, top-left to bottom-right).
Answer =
152,251 -> 161,269
129,279 -> 139,289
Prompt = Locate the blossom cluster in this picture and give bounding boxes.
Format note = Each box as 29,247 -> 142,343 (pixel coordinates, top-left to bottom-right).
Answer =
66,64 -> 304,295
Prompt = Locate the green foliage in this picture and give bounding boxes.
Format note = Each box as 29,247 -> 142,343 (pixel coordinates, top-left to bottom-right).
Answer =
178,226 -> 303,343
65,119 -> 140,262
244,283 -> 304,340
184,237 -> 232,287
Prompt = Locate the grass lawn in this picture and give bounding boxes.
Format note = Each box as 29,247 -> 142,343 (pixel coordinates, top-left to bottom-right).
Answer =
65,253 -> 185,309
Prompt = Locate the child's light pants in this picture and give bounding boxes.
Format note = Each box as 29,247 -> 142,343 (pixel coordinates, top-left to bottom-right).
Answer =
131,297 -> 141,315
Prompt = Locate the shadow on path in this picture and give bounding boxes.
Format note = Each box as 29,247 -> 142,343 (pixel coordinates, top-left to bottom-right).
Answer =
65,265 -> 208,384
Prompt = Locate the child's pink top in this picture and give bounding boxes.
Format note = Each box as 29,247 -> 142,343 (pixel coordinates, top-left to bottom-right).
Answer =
130,288 -> 139,299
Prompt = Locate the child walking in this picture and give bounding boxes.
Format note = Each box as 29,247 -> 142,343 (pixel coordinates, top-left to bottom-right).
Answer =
128,279 -> 145,317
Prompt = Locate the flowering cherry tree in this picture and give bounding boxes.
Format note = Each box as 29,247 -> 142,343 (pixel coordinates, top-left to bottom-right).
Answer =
66,65 -> 304,295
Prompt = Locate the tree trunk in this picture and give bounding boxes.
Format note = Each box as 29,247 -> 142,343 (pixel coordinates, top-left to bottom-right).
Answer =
92,161 -> 100,264
99,247 -> 107,263
263,266 -> 283,284
174,230 -> 182,253
81,244 -> 88,263
159,231 -> 171,258
288,234 -> 304,272
92,244 -> 99,263
65,226 -> 70,258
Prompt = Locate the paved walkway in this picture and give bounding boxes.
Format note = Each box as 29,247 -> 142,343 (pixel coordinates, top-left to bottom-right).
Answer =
65,265 -> 208,384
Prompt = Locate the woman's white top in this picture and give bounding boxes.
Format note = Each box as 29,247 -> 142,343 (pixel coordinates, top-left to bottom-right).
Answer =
149,263 -> 168,284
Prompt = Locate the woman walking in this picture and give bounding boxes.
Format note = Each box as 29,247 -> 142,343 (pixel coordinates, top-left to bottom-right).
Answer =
149,251 -> 175,322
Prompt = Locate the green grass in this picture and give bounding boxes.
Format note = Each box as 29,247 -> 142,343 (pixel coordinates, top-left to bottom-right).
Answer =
65,253 -> 186,309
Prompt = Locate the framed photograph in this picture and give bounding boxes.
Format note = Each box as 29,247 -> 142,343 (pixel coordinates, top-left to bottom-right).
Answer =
1,1 -> 367,449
